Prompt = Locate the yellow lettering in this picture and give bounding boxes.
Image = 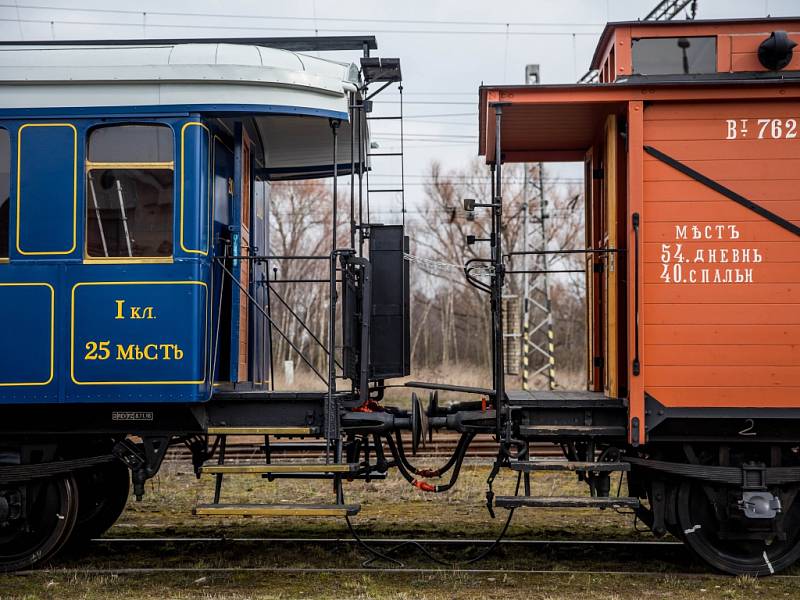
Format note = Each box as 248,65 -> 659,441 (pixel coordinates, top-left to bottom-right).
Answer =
115,300 -> 125,320
116,344 -> 134,361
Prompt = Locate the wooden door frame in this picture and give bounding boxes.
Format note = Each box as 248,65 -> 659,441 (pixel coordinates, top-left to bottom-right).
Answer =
230,122 -> 253,383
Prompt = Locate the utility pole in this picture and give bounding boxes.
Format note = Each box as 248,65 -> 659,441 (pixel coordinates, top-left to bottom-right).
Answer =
520,64 -> 556,391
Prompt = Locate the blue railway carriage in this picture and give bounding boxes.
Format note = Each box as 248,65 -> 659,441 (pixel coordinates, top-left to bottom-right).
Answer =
0,37 -> 375,570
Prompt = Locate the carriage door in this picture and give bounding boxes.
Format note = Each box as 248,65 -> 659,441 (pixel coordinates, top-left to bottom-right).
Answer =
598,114 -> 628,399
230,125 -> 251,383
602,115 -> 619,397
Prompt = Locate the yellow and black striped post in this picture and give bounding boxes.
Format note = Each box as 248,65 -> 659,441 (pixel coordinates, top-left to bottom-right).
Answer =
546,314 -> 556,390
522,305 -> 530,390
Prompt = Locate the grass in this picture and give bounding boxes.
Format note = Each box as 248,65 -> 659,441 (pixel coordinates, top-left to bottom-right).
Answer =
3,462 -> 800,599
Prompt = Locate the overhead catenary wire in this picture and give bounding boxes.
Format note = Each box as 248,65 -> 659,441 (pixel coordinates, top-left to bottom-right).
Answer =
2,4 -> 608,29
0,17 -> 603,37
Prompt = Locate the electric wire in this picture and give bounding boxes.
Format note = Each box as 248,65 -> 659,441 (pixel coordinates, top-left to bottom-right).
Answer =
346,470 -> 521,568
3,4 -> 607,29
0,17 -> 603,37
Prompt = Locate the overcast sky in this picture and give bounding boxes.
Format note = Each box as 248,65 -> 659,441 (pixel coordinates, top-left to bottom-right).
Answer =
2,0 -> 798,218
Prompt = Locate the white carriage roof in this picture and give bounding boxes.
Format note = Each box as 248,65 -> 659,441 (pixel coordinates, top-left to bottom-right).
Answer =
0,42 -> 360,117
0,39 -> 372,179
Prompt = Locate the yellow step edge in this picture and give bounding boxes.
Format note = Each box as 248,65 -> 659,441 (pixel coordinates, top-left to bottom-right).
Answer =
207,426 -> 313,436
193,504 -> 360,517
202,463 -> 356,474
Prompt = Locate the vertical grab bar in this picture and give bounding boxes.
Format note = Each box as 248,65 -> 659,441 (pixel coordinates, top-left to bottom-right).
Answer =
632,212 -> 641,377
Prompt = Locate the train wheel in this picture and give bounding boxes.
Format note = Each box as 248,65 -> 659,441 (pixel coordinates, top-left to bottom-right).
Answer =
677,480 -> 800,575
0,476 -> 79,572
70,462 -> 130,545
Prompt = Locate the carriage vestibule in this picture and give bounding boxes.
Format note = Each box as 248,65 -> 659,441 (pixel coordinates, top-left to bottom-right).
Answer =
85,125 -> 174,259
0,128 -> 8,259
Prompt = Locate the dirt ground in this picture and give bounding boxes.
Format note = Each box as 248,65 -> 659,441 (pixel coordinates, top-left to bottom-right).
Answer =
3,461 -> 800,599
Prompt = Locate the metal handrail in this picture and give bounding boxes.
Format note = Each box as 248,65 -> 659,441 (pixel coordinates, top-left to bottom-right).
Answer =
214,257 -> 328,385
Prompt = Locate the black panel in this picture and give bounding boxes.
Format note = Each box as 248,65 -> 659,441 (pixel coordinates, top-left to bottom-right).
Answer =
368,225 -> 410,379
341,264 -> 361,381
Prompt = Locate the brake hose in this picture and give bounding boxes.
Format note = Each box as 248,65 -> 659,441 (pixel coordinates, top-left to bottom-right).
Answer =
393,430 -> 473,478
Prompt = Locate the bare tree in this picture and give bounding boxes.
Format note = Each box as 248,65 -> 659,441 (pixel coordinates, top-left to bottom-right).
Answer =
411,159 -> 586,385
263,160 -> 587,390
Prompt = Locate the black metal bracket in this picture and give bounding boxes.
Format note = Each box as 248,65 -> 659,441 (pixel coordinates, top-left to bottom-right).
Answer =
113,436 -> 170,501
632,212 -> 641,377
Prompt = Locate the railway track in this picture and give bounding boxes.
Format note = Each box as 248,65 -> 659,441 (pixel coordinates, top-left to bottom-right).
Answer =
20,538 -> 707,578
87,537 -> 679,549
166,433 -> 561,462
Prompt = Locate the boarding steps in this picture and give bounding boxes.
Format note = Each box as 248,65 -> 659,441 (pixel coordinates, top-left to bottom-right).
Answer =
192,426 -> 362,518
494,457 -> 639,510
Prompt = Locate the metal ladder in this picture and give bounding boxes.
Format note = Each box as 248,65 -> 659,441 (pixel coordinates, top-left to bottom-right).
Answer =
193,427 -> 361,518
362,57 -> 405,229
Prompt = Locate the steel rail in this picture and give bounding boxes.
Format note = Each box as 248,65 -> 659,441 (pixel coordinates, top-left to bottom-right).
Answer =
19,567 -> 774,578
89,537 -> 679,546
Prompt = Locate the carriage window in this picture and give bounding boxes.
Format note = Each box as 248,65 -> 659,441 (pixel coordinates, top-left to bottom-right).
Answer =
632,36 -> 716,75
0,129 -> 8,259
86,125 -> 174,258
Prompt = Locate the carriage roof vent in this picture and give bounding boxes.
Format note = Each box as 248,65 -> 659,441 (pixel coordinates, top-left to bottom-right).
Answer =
758,31 -> 798,71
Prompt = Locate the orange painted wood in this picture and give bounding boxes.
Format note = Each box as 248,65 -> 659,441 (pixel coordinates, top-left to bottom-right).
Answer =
645,344 -> 800,366
643,241 -> 800,264
644,139 -> 800,161
644,324 -> 800,346
627,100 -> 645,443
645,158 -> 800,182
644,180 -> 800,203
647,120 -> 800,142
731,51 -> 800,72
730,33 -> 800,52
648,387 -> 800,408
645,101 -> 800,120
717,34 -> 732,72
643,303 -> 800,325
645,201 -> 800,222
643,262 -> 798,284
642,100 -> 800,412
646,366 -> 800,387
644,222 -> 800,242
642,283 -> 799,304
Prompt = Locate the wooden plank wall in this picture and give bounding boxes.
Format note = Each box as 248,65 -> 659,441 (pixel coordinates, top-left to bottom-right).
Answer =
642,100 -> 800,408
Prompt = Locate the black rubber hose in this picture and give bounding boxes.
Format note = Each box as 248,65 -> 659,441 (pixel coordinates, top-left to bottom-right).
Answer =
384,433 -> 474,493
347,471 -> 522,568
393,430 -> 472,478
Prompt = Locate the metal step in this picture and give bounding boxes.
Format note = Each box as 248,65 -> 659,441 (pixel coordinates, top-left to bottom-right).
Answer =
207,426 -> 314,436
495,495 -> 640,509
519,425 -> 627,438
201,463 -> 358,475
510,460 -> 630,473
193,503 -> 361,517
262,470 -> 387,481
261,442 -> 328,452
